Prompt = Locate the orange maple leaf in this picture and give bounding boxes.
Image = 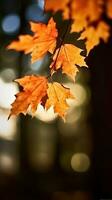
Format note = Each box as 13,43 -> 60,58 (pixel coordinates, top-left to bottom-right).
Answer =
7,18 -> 58,62
7,23 -> 47,53
71,0 -> 103,32
31,17 -> 58,62
45,0 -> 70,19
45,82 -> 74,119
9,75 -> 48,118
7,35 -> 34,54
80,22 -> 110,55
50,44 -> 87,80
106,0 -> 112,19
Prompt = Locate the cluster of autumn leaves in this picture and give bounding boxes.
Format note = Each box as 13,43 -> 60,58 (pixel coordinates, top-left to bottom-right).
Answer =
45,0 -> 111,54
7,0 -> 112,120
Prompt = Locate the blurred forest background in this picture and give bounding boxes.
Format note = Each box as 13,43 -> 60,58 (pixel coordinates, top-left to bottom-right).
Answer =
0,0 -> 112,199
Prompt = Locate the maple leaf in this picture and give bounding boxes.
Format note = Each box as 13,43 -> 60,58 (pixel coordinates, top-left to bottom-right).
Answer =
7,18 -> 58,62
9,75 -> 48,118
7,35 -> 34,54
106,0 -> 112,19
31,18 -> 58,62
45,0 -> 70,19
80,22 -> 110,55
45,82 -> 74,119
7,21 -> 45,53
29,22 -> 46,36
71,19 -> 88,33
50,44 -> 87,80
71,0 -> 103,32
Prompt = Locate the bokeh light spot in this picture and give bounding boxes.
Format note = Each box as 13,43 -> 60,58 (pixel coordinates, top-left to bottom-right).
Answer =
0,68 -> 16,82
0,109 -> 17,140
0,78 -> 18,109
25,4 -> 47,22
71,153 -> 90,172
30,59 -> 43,72
0,153 -> 18,174
2,14 -> 20,34
38,0 -> 45,10
35,104 -> 57,123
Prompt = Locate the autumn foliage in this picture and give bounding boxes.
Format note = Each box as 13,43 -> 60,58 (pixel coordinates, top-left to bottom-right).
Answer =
7,0 -> 112,120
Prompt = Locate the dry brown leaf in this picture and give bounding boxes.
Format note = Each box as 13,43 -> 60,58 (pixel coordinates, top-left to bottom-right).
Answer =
50,44 -> 87,80
45,82 -> 75,119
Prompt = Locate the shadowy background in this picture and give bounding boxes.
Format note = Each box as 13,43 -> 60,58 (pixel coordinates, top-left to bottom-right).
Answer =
0,0 -> 112,199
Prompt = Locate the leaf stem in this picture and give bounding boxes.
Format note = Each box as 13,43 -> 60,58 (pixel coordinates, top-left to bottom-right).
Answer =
49,0 -> 73,75
51,20 -> 72,71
